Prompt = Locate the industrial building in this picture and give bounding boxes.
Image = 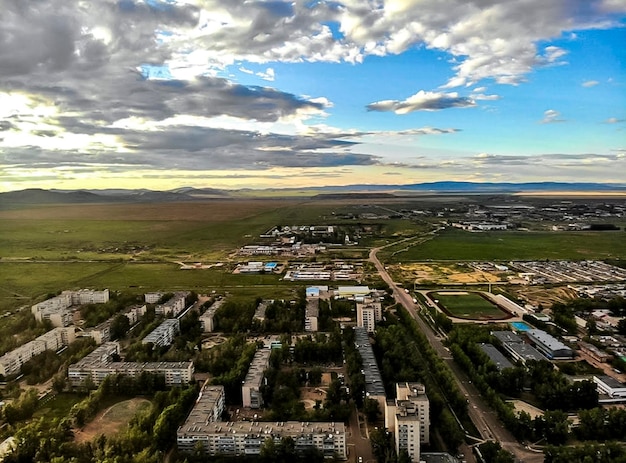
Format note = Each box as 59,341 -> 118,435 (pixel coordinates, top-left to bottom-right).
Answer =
593,375 -> 626,399
479,343 -> 514,371
526,329 -> 576,360
242,348 -> 271,409
492,330 -> 546,364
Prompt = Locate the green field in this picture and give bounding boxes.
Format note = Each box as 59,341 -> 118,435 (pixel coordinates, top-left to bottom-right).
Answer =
429,291 -> 509,319
383,228 -> 626,262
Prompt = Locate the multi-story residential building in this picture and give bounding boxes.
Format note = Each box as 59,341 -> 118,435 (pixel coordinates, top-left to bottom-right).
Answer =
145,292 -> 163,304
354,327 -> 386,411
70,289 -> 110,305
155,292 -> 189,317
178,421 -> 346,459
0,327 -> 76,376
242,348 -> 271,409
200,300 -> 224,333
385,383 -> 430,463
305,297 -> 319,332
67,342 -> 193,387
142,319 -> 180,347
356,296 -> 382,333
176,383 -> 226,451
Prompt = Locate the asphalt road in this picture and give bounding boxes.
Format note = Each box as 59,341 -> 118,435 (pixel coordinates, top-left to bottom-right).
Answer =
369,243 -> 544,463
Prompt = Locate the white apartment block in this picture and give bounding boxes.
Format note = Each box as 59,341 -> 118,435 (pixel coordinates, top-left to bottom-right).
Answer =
142,319 -> 180,347
67,342 -> 193,387
385,383 -> 430,463
0,327 -> 76,376
305,297 -> 319,332
70,289 -> 110,305
125,304 -> 147,326
155,292 -> 189,317
356,295 -> 382,333
242,349 -> 271,409
200,300 -> 225,333
145,292 -> 164,304
177,383 -> 226,451
31,289 -> 109,328
178,421 -> 346,459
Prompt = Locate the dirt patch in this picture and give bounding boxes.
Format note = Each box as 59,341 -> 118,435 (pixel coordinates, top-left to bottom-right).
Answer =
301,387 -> 327,410
74,398 -> 151,443
398,263 -> 503,285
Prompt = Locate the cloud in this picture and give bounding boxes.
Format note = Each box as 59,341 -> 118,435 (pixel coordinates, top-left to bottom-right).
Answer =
541,109 -> 566,124
582,80 -> 600,87
367,91 -> 475,113
605,117 -> 624,123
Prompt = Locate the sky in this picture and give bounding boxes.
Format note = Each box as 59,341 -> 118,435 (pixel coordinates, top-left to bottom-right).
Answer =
1,0 -> 625,192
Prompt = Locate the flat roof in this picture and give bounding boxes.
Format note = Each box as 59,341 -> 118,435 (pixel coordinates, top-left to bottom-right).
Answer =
480,343 -> 514,370
492,330 -> 523,344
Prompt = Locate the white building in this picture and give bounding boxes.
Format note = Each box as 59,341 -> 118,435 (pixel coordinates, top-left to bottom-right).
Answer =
385,383 -> 430,463
356,296 -> 382,333
155,292 -> 189,317
178,421 -> 346,459
593,375 -> 626,399
200,300 -> 225,333
305,297 -> 319,332
67,342 -> 193,387
145,292 -> 164,304
70,289 -> 110,305
242,349 -> 271,409
177,383 -> 226,451
0,327 -> 76,376
142,319 -> 180,347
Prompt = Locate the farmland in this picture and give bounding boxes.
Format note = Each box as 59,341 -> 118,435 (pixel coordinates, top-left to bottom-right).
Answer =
381,228 -> 626,262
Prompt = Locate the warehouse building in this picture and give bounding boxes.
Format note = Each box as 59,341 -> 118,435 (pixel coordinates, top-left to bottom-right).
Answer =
526,329 -> 576,360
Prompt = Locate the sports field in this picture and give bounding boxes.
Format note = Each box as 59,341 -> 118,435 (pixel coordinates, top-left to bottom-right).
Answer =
74,398 -> 151,442
428,291 -> 510,320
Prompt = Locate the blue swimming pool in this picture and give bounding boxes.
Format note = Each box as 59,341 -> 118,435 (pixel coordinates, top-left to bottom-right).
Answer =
510,321 -> 532,331
265,262 -> 278,268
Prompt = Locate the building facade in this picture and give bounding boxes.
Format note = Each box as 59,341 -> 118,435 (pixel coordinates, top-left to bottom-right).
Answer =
178,421 -> 346,459
242,348 -> 271,409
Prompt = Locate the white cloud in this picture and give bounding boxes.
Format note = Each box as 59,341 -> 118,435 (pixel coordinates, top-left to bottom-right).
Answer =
367,90 -> 476,113
541,109 -> 566,124
582,80 -> 600,87
605,117 -> 624,123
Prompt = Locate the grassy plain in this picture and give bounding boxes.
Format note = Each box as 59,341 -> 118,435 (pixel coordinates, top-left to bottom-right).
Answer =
429,291 -> 507,319
382,228 -> 626,262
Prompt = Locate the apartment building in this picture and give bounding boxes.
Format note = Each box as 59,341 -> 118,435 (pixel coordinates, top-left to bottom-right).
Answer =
178,421 -> 346,459
242,348 -> 271,409
142,319 -> 180,347
385,383 -> 430,463
0,327 -> 76,376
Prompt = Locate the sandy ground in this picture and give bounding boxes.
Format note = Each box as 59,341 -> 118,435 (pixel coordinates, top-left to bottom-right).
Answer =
398,263 -> 503,285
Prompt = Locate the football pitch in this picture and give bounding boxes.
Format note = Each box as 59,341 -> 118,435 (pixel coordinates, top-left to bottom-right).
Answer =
428,291 -> 510,320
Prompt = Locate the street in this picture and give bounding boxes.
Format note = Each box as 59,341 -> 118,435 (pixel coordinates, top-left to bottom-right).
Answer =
369,242 -> 544,463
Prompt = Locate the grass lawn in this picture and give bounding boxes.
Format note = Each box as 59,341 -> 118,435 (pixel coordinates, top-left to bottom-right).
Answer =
383,228 -> 626,262
429,291 -> 508,319
34,393 -> 85,420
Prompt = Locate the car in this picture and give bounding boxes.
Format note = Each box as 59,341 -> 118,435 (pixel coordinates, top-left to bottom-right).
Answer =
358,457 -> 363,463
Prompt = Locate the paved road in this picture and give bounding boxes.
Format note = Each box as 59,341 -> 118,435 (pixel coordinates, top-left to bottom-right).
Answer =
369,242 -> 544,463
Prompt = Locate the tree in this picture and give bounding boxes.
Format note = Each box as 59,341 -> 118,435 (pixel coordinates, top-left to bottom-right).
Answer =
110,313 -> 130,340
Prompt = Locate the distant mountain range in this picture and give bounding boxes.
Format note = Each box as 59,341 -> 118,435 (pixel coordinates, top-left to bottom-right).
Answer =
1,182 -> 625,206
